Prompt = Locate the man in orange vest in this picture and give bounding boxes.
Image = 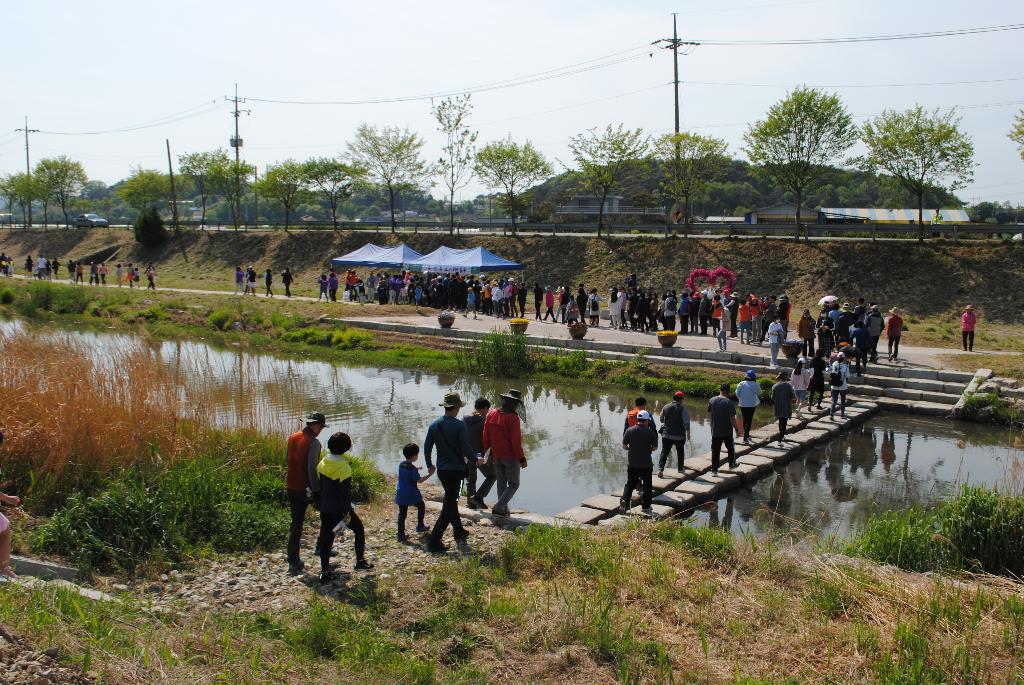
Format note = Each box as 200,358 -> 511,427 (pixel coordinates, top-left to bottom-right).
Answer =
285,411 -> 327,575
624,397 -> 658,435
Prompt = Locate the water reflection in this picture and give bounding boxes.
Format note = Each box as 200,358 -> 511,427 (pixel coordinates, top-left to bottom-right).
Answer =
3,320 -> 1021,534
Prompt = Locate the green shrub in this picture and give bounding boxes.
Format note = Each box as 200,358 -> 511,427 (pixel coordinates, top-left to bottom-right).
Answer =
281,327 -> 332,346
208,308 -> 235,331
456,330 -> 534,377
850,509 -> 942,572
0,288 -> 13,305
15,281 -> 94,316
133,206 -> 168,246
329,327 -> 374,350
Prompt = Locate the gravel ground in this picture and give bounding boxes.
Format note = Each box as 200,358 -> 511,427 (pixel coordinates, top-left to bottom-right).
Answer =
0,626 -> 92,685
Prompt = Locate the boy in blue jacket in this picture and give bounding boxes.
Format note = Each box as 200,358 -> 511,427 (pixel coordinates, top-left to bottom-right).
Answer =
396,443 -> 432,542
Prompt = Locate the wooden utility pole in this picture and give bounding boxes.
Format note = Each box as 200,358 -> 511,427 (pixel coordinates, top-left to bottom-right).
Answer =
15,116 -> 39,228
166,139 -> 179,231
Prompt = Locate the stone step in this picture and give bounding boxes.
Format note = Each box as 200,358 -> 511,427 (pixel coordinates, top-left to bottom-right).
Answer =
874,398 -> 952,417
626,504 -> 675,520
676,479 -> 719,498
652,490 -> 699,510
555,506 -> 607,525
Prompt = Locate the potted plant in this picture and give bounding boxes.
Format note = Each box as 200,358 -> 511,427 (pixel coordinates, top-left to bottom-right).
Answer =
567,321 -> 588,340
656,330 -> 678,347
508,317 -> 529,335
437,309 -> 456,329
781,338 -> 803,360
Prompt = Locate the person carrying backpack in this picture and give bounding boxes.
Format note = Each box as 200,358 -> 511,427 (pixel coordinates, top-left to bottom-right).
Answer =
829,353 -> 850,419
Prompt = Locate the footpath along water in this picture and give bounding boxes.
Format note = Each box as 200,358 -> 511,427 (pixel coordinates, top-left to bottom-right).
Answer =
3,321 -> 1020,533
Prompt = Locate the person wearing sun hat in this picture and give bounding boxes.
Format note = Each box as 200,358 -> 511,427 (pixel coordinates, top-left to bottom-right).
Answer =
886,307 -> 904,361
284,411 -> 328,575
423,392 -> 474,553
483,389 -> 526,516
961,304 -> 977,352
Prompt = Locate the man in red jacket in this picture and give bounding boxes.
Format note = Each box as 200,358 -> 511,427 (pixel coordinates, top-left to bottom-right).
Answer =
285,412 -> 326,575
482,389 -> 526,516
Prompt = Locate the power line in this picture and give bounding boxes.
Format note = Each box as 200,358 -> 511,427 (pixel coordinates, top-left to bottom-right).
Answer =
682,75 -> 1024,88
691,23 -> 1024,46
33,101 -> 221,136
243,46 -> 653,105
476,83 -> 668,127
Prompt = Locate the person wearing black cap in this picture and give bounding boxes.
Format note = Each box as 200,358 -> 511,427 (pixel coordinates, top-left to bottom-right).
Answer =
657,391 -> 690,478
423,391 -> 474,553
284,411 -> 327,575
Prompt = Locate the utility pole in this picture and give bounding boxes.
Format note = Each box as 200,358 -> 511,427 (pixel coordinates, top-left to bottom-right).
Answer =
656,14 -> 700,133
165,139 -> 179,232
252,165 -> 259,228
224,83 -> 250,230
15,116 -> 39,228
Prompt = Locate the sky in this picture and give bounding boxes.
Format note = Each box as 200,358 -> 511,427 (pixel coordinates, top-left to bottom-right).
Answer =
2,0 -> 1023,204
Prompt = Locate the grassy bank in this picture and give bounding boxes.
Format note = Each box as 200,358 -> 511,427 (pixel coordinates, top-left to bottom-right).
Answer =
3,521 -> 1024,684
0,279 -> 775,399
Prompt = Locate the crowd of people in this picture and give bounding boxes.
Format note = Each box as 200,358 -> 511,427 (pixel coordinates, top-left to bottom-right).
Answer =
4,254 -> 158,289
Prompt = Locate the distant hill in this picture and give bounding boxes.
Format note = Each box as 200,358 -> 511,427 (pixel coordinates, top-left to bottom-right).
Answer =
526,159 -> 962,219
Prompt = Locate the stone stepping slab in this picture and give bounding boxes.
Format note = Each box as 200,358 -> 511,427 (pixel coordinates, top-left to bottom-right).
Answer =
581,494 -> 623,512
652,490 -> 699,510
748,445 -> 797,462
697,471 -> 742,492
597,514 -> 632,528
675,479 -> 719,498
627,504 -> 676,520
720,461 -> 762,481
652,474 -> 683,491
795,428 -> 832,444
555,506 -> 607,525
738,454 -> 775,471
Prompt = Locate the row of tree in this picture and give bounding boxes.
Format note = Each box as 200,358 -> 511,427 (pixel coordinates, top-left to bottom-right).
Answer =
0,157 -> 88,228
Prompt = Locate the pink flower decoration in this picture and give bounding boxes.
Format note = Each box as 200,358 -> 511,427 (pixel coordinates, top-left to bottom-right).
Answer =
685,266 -> 736,292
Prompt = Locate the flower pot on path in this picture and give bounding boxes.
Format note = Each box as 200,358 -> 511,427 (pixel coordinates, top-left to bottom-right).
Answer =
568,323 -> 588,340
781,340 -> 802,360
657,333 -> 678,348
509,322 -> 528,335
438,314 -> 455,329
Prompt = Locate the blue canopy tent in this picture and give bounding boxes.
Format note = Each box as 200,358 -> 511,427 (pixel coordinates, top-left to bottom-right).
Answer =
329,243 -> 424,269
405,246 -> 523,274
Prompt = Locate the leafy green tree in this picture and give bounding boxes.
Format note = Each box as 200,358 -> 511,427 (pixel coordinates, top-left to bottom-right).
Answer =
346,124 -> 432,233
474,137 -> 552,234
566,124 -> 648,235
0,174 -> 19,222
117,167 -> 170,213
1010,110 -> 1024,162
179,149 -> 229,227
432,95 -> 478,233
209,159 -> 253,228
35,157 -> 88,228
860,106 -> 975,241
744,87 -> 857,240
254,160 -> 308,231
655,132 -> 729,232
301,157 -> 361,230
10,173 -> 35,226
133,206 -> 168,246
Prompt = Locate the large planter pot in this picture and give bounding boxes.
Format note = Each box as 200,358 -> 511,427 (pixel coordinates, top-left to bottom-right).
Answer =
438,314 -> 455,329
568,323 -> 588,340
657,333 -> 678,348
781,341 -> 802,359
509,322 -> 528,335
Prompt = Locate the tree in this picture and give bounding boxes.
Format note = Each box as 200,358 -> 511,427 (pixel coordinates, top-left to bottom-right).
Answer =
1010,110 -> 1024,162
179,149 -> 229,227
117,167 -> 170,212
35,157 -> 88,229
10,173 -> 35,226
743,87 -> 857,240
861,106 -> 975,241
474,137 -> 552,234
566,124 -> 649,235
133,206 -> 168,246
432,95 -> 478,233
254,160 -> 308,231
0,175 -> 18,223
301,157 -> 361,230
346,124 -> 432,233
655,132 -> 729,232
209,159 -> 253,228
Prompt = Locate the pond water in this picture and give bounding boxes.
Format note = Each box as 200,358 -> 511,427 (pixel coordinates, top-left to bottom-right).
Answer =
5,321 -> 1022,536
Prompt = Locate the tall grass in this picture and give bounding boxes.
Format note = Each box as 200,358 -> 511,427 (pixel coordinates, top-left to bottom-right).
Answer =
851,485 -> 1024,577
455,329 -> 535,377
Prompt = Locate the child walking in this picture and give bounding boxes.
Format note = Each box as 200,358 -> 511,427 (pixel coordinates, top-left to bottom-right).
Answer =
395,443 -> 431,542
315,432 -> 373,584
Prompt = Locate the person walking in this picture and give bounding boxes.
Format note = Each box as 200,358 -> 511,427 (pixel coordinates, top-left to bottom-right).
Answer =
620,410 -> 658,515
886,307 -> 903,361
483,389 -> 526,517
608,288 -> 622,329
657,391 -> 690,477
829,353 -> 851,419
727,291 -> 740,338
543,286 -> 556,322
662,291 -> 677,332
737,298 -> 752,344
791,356 -> 812,417
314,432 -> 373,583
677,291 -> 690,334
809,349 -> 828,409
688,291 -> 700,334
282,267 -> 294,298
264,268 -> 274,297
423,392 -> 473,553
89,262 -> 98,286
767,317 -> 785,367
865,305 -> 884,362
395,443 -> 431,542
533,283 -> 543,320
588,288 -> 601,327
771,371 -> 796,445
246,265 -> 258,295
285,411 -> 327,575
463,397 -> 492,509
717,297 -> 732,352
116,263 -> 124,288
961,305 -> 977,352
98,262 -> 107,286
624,397 -> 657,434
708,383 -> 742,474
797,309 -> 815,357
317,274 -> 329,302
850,320 -> 870,376
749,295 -> 763,346
145,264 -> 156,290
735,370 -> 761,444
328,271 -> 339,302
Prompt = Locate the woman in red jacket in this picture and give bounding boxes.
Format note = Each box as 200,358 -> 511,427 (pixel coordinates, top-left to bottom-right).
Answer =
961,305 -> 977,352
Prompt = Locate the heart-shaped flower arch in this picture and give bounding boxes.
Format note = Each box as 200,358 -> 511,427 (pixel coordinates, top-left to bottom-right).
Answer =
685,266 -> 736,293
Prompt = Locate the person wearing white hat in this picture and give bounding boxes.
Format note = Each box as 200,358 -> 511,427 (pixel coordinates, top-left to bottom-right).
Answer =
620,410 -> 658,514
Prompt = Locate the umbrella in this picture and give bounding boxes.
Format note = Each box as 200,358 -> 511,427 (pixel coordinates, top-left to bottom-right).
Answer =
818,295 -> 838,306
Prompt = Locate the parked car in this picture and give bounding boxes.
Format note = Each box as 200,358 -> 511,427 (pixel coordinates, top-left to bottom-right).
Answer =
74,213 -> 109,228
